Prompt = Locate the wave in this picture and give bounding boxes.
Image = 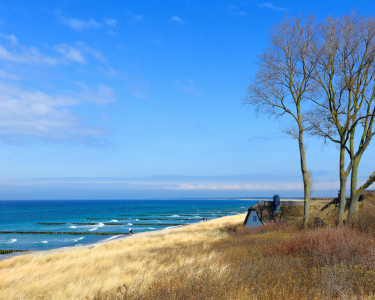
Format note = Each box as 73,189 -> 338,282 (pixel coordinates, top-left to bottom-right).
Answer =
72,237 -> 85,243
69,225 -> 77,229
165,225 -> 183,229
41,241 -> 48,243
100,235 -> 119,243
127,223 -> 133,226
110,220 -> 118,222
5,238 -> 17,244
135,219 -> 139,221
171,215 -> 180,217
88,222 -> 105,231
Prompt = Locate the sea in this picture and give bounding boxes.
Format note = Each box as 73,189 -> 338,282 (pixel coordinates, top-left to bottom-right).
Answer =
0,199 -> 261,255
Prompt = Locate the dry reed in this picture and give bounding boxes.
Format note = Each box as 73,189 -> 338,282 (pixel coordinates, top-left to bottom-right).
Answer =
0,214 -> 245,300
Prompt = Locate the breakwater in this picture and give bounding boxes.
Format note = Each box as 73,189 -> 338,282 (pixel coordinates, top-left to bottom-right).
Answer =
0,249 -> 31,254
0,231 -> 129,235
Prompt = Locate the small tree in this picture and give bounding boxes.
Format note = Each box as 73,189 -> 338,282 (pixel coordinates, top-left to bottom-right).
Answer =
244,13 -> 317,226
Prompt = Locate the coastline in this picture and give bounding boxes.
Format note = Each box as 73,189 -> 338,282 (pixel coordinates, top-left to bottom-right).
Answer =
0,215 -> 239,262
0,213 -> 247,300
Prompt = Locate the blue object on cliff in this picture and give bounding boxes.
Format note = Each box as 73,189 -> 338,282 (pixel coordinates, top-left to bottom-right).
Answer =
273,194 -> 281,213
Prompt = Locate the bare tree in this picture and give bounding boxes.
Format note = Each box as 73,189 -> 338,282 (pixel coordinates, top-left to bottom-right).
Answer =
244,13 -> 317,226
308,11 -> 375,224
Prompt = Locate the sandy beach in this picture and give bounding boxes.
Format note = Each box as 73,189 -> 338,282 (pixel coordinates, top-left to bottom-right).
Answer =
0,213 -> 246,299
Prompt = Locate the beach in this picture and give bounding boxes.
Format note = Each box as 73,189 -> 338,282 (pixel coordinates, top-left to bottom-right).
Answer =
0,213 -> 246,300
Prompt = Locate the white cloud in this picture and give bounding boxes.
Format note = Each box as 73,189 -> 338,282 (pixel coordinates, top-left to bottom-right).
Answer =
0,44 -> 61,65
257,2 -> 287,10
0,70 -> 19,80
0,82 -> 114,143
74,82 -> 115,105
0,33 -> 18,45
171,16 -> 184,23
75,42 -> 105,62
0,37 -> 104,66
98,66 -> 120,77
59,17 -> 102,31
104,18 -> 117,27
165,182 -> 303,190
55,44 -> 85,63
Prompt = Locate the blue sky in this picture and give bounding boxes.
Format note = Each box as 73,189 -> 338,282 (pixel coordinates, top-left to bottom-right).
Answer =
0,0 -> 374,199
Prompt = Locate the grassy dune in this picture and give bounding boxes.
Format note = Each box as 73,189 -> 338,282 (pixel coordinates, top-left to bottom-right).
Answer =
2,202 -> 375,299
0,214 -> 245,300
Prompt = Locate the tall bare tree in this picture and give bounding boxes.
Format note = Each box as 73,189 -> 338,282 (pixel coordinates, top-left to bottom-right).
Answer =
308,12 -> 375,224
244,13 -> 317,226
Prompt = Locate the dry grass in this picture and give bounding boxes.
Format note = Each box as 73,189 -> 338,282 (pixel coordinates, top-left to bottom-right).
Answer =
93,220 -> 375,300
0,214 -> 244,300
2,209 -> 375,300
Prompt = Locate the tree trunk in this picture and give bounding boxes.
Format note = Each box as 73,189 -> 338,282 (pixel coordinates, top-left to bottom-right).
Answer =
298,131 -> 310,226
348,158 -> 360,222
338,145 -> 347,226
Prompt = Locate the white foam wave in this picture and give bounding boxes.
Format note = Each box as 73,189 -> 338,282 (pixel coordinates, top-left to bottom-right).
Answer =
110,220 -> 118,222
72,237 -> 85,242
127,223 -> 133,225
135,219 -> 139,221
88,222 -> 104,231
166,225 -> 183,229
100,235 -> 119,243
5,238 -> 17,244
41,241 -> 48,244
171,215 -> 180,217
69,225 -> 77,228
148,227 -> 155,229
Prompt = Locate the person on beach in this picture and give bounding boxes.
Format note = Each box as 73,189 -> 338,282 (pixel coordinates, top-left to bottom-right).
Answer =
129,228 -> 133,234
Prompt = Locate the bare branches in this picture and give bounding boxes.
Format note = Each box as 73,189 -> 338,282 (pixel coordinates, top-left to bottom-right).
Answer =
244,13 -> 315,225
245,10 -> 375,223
244,13 -> 318,131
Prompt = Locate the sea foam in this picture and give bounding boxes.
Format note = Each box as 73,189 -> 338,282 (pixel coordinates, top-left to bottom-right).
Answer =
5,238 -> 17,243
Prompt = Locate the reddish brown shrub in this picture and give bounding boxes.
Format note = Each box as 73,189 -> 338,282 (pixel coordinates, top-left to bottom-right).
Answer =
265,227 -> 375,266
351,205 -> 375,235
237,220 -> 298,236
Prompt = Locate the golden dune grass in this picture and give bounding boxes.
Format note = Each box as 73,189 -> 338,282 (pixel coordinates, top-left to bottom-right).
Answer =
0,214 -> 245,300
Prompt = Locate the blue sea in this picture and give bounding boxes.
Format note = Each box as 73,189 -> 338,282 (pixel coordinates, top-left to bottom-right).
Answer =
0,199 -> 260,254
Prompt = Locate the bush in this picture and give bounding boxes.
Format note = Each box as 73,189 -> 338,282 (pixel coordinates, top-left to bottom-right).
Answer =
350,205 -> 375,235
265,226 -> 375,267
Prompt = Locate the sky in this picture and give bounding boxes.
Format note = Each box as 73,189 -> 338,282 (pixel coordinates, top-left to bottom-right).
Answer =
0,0 -> 374,200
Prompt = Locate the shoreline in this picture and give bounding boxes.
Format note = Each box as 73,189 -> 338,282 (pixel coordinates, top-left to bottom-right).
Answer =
0,213 -> 247,300
0,221 -> 206,262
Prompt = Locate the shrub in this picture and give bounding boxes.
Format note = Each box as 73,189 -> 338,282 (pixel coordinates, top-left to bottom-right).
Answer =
350,205 -> 375,235
265,226 -> 375,267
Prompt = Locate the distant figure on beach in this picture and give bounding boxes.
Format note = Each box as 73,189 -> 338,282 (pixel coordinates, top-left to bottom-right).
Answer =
129,228 -> 133,234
